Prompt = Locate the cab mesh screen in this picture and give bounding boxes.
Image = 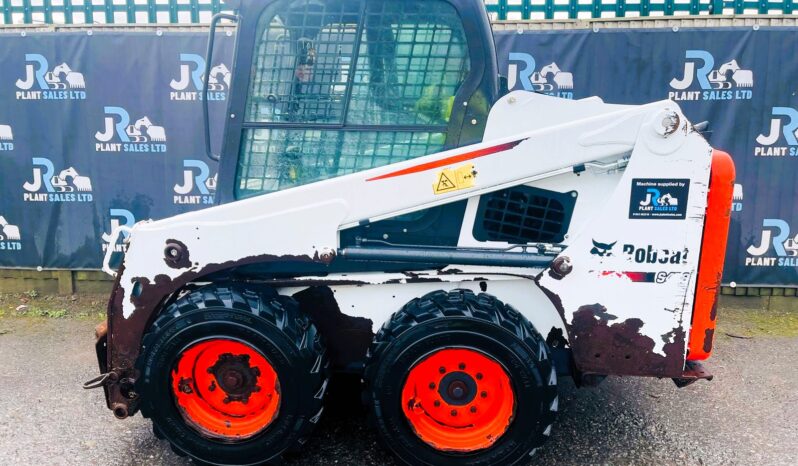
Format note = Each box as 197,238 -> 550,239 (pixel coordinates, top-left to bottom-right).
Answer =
236,0 -> 469,198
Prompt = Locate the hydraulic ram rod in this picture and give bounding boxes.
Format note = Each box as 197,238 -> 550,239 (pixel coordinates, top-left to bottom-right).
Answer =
338,246 -> 554,268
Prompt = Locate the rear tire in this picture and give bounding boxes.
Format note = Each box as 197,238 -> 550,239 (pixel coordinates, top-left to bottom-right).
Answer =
363,289 -> 558,466
136,284 -> 328,466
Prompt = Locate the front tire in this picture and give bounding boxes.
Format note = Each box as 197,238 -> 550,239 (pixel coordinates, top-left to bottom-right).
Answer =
136,284 -> 328,465
364,289 -> 558,466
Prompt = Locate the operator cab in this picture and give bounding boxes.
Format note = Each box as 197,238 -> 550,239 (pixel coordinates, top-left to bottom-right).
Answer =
216,0 -> 500,203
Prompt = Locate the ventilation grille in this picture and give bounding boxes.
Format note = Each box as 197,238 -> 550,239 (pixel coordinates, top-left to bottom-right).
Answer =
474,186 -> 576,244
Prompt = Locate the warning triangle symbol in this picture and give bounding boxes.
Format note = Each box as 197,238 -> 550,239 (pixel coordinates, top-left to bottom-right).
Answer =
437,172 -> 456,191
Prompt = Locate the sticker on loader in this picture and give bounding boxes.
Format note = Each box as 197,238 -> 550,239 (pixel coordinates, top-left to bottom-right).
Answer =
433,163 -> 476,194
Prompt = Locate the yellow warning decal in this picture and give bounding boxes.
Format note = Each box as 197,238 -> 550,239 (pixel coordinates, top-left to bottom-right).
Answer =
433,164 -> 476,195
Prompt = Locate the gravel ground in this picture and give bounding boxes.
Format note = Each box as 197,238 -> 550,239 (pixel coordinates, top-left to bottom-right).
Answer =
0,305 -> 796,466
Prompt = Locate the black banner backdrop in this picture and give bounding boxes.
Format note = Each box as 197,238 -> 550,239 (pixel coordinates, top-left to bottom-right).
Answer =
0,28 -> 796,286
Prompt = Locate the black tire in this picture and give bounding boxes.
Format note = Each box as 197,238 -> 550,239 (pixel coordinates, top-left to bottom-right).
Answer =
136,284 -> 328,466
363,289 -> 558,466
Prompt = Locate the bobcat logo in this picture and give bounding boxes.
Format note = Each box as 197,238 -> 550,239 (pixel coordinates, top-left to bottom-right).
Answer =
590,240 -> 616,257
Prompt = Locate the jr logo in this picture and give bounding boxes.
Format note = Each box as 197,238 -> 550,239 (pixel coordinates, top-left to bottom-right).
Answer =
174,159 -> 217,205
506,53 -> 573,99
15,54 -> 86,100
169,53 -> 230,101
95,107 -> 167,153
753,107 -> 798,157
102,209 -> 136,253
0,123 -> 13,151
22,157 -> 93,203
668,50 -> 753,102
746,219 -> 798,268
638,188 -> 678,210
0,215 -> 22,251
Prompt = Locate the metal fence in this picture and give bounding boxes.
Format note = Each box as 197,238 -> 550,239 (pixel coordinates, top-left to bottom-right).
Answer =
1,0 -> 796,25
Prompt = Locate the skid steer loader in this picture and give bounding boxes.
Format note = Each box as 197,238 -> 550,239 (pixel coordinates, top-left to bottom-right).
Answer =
85,0 -> 735,464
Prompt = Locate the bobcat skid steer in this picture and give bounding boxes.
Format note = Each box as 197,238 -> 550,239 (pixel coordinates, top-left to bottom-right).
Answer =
86,0 -> 735,464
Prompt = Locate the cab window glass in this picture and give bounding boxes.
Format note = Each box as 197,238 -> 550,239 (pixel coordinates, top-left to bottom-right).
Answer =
237,0 -> 470,199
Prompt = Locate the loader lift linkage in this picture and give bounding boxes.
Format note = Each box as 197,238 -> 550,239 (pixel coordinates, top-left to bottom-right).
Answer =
86,0 -> 734,464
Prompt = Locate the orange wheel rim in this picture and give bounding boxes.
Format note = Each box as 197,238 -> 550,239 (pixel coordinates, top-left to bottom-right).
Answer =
171,339 -> 280,440
401,348 -> 515,452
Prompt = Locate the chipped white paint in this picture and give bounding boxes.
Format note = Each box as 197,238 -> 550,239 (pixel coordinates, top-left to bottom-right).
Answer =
106,87 -> 712,377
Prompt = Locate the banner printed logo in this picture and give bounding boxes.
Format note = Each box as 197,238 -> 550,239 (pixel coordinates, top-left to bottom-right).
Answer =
102,209 -> 136,253
669,50 -> 753,101
95,107 -> 167,153
23,157 -> 93,203
507,53 -> 574,99
732,183 -> 743,212
170,53 -> 230,101
15,54 -> 87,100
174,159 -> 217,205
0,215 -> 22,251
0,123 -> 13,151
753,107 -> 798,157
746,219 -> 798,268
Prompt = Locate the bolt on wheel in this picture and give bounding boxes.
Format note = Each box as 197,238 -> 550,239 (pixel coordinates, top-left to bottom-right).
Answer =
171,339 -> 281,440
364,290 -> 558,465
401,348 -> 515,452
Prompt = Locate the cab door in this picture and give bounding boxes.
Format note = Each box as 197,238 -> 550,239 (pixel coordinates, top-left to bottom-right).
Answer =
216,0 -> 499,205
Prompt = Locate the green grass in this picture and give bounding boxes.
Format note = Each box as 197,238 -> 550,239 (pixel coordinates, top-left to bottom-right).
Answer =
0,292 -> 106,321
717,305 -> 798,338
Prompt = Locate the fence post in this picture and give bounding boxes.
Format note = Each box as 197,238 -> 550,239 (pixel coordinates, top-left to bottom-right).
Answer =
1,0 -> 11,25
63,0 -> 73,24
103,0 -> 114,24
169,0 -> 179,24
56,270 -> 75,295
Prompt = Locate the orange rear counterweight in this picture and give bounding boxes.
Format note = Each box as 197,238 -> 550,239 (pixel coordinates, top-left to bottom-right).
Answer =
688,150 -> 735,361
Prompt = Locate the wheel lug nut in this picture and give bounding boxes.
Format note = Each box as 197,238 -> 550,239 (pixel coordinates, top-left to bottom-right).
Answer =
429,382 -> 435,389
470,406 -> 477,413
458,362 -> 466,370
476,373 -> 483,380
434,400 -> 441,407
480,391 -> 488,398
450,409 -> 457,416
439,366 -> 446,374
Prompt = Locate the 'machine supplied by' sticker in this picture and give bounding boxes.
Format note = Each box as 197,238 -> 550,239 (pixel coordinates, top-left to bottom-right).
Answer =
628,178 -> 689,220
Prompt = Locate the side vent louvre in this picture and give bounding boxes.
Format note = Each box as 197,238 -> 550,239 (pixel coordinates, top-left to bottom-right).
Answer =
473,186 -> 577,244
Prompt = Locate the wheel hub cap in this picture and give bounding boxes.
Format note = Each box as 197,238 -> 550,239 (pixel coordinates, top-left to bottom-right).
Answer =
401,348 -> 516,452
171,339 -> 281,440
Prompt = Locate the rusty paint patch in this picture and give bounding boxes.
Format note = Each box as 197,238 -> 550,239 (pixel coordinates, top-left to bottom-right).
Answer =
709,293 -> 719,321
104,252 -> 320,414
293,286 -> 373,369
163,239 -> 191,269
702,328 -> 714,354
535,274 -> 688,379
569,304 -> 686,377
